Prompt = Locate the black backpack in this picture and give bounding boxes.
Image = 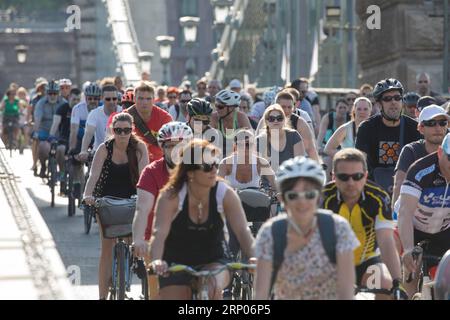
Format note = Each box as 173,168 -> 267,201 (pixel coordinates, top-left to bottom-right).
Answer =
270,210 -> 337,294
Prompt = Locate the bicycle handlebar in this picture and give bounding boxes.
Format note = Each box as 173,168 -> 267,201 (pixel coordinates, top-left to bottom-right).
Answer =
148,262 -> 256,277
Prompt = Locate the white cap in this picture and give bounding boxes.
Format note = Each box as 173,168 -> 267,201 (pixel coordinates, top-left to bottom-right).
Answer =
59,78 -> 72,86
229,79 -> 242,89
419,105 -> 449,123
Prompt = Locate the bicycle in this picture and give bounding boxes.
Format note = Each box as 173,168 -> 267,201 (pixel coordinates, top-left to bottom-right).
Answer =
148,262 -> 256,300
227,252 -> 254,300
66,154 -> 83,217
406,240 -> 442,300
94,196 -> 147,300
81,151 -> 95,234
47,141 -> 58,208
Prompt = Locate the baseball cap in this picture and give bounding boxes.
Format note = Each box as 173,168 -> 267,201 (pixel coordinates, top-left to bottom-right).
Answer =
59,78 -> 72,86
417,96 -> 437,112
229,79 -> 242,89
419,105 -> 449,123
441,133 -> 450,155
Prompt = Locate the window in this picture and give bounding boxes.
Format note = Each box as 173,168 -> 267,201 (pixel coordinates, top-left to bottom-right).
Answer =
181,0 -> 198,17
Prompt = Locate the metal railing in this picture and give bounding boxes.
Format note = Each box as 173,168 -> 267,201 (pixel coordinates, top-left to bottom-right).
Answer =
104,0 -> 141,86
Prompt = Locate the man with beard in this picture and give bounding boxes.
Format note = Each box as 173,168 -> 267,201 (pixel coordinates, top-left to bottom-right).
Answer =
355,79 -> 422,194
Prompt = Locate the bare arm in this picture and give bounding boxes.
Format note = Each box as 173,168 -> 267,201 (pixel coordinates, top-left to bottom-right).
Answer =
392,170 -> 406,210
312,104 -> 321,136
377,228 -> 402,280
238,112 -> 252,130
137,142 -> 149,173
254,259 -> 272,300
210,112 -> 219,129
132,189 -> 155,257
398,194 -> 420,274
218,161 -> 231,178
82,144 -> 107,198
81,125 -> 95,153
316,115 -> 329,150
293,140 -> 306,158
296,116 -> 319,161
69,123 -> 79,151
223,188 -> 255,258
149,192 -> 179,262
336,250 -> 356,300
49,115 -> 62,137
324,125 -> 347,158
258,157 -> 276,189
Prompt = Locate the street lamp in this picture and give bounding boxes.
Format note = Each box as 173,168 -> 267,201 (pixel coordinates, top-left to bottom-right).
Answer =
211,0 -> 233,25
180,16 -> 200,86
15,45 -> 29,64
156,35 -> 175,85
138,51 -> 154,75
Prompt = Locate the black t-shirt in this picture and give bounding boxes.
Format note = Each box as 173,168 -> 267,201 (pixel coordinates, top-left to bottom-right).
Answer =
394,140 -> 428,173
355,115 -> 422,177
56,102 -> 72,141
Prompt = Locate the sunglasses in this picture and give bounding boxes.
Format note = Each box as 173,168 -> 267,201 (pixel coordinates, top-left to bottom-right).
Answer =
346,98 -> 356,102
268,115 -> 284,123
113,127 -> 132,135
87,96 -> 100,101
194,162 -> 219,173
285,190 -> 320,202
105,97 -> 118,102
381,95 -> 403,102
48,92 -> 59,96
336,173 -> 365,182
422,119 -> 448,127
168,95 -> 177,99
180,100 -> 191,104
216,104 -> 227,110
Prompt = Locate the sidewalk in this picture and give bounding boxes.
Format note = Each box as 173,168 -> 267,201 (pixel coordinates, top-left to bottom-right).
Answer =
0,142 -> 74,300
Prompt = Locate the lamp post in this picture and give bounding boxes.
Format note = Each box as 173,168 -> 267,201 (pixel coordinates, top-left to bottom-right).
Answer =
15,45 -> 29,64
325,6 -> 341,88
180,16 -> 200,86
138,51 -> 154,78
211,0 -> 233,45
156,36 -> 175,85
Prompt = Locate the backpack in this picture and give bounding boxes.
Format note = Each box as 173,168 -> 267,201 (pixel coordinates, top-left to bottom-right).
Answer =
270,209 -> 337,294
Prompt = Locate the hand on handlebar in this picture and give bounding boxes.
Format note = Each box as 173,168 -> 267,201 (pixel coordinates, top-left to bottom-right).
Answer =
402,249 -> 419,275
133,240 -> 149,258
391,279 -> 409,300
150,259 -> 168,276
82,196 -> 96,206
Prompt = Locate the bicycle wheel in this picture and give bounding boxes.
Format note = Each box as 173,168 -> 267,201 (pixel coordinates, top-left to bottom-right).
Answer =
116,242 -> 127,300
67,162 -> 76,217
241,273 -> 253,300
49,157 -> 57,207
83,206 -> 93,234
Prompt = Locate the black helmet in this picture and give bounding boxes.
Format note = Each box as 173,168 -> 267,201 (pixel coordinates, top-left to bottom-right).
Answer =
373,78 -> 404,101
403,92 -> 420,106
46,80 -> 60,93
188,98 -> 213,117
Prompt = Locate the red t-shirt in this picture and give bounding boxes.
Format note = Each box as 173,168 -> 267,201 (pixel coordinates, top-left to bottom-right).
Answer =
136,158 -> 170,240
125,106 -> 172,162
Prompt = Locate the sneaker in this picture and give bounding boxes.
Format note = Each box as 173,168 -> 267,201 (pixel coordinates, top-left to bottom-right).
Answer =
39,165 -> 47,179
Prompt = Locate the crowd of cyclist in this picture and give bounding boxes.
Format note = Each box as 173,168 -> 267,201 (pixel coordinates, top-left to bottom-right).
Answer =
1,72 -> 450,300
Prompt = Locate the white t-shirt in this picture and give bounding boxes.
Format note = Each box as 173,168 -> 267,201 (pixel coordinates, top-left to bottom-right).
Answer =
86,105 -> 122,150
71,102 -> 89,125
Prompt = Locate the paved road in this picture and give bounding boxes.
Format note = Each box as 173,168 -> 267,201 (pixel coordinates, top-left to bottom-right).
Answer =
8,149 -> 143,300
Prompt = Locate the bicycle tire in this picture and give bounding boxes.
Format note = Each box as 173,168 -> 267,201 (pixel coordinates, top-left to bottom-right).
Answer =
141,276 -> 149,300
116,242 -> 127,300
67,163 -> 75,217
241,273 -> 253,300
49,157 -> 57,207
8,128 -> 13,158
83,206 -> 93,234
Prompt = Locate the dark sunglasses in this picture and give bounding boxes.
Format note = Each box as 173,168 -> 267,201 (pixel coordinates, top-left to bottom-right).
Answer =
336,173 -> 365,182
48,92 -> 59,96
268,115 -> 284,123
105,97 -> 118,102
168,95 -> 177,99
216,104 -> 227,110
113,127 -> 132,135
195,162 -> 219,173
346,98 -> 356,102
381,95 -> 403,102
180,100 -> 191,104
87,96 -> 100,101
422,119 -> 448,127
285,190 -> 320,201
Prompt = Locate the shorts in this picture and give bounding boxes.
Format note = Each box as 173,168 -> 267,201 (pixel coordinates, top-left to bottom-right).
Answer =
355,256 -> 382,286
158,258 -> 232,289
2,115 -> 19,130
38,130 -> 49,141
414,227 -> 450,264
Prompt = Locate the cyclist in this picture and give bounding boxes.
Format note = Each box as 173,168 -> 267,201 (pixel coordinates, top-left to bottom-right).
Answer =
210,89 -> 251,159
164,87 -> 179,113
69,83 -> 102,198
317,98 -> 351,153
355,78 -> 422,194
133,122 -> 193,257
124,82 -> 173,163
254,156 -> 358,300
78,85 -> 122,160
283,87 -> 314,132
322,148 -> 405,300
121,88 -> 135,110
30,78 -> 48,175
256,104 -> 305,172
83,113 -> 148,300
250,87 -> 278,123
149,139 -> 255,300
193,78 -> 208,99
0,87 -> 20,149
186,98 -> 220,144
59,79 -> 72,101
324,97 -> 372,158
398,132 -> 450,298
239,93 -> 258,130
169,90 -> 192,122
49,88 -> 81,193
16,87 -> 31,148
33,80 -> 66,178
290,78 -> 316,128
403,92 -> 420,119
205,79 -> 221,105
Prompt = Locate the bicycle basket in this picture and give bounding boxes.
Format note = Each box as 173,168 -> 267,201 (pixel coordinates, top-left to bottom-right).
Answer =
237,189 -> 271,222
96,196 -> 137,239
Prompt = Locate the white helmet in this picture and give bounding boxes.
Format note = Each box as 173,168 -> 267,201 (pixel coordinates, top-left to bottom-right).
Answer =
215,89 -> 241,107
157,122 -> 193,146
276,156 -> 326,189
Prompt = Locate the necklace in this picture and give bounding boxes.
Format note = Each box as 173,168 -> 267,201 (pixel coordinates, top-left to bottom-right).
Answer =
288,216 -> 316,238
188,185 -> 208,223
